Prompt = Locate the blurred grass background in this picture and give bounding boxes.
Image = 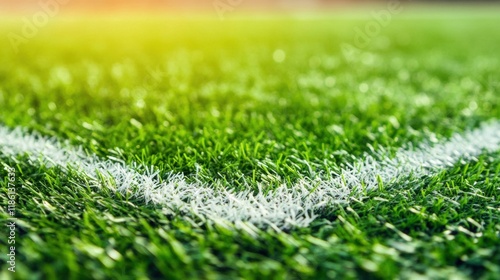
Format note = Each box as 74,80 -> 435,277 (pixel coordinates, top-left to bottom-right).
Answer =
1,4 -> 500,279
1,12 -> 500,186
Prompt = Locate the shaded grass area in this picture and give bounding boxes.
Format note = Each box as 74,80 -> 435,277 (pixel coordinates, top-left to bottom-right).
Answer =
1,13 -> 500,279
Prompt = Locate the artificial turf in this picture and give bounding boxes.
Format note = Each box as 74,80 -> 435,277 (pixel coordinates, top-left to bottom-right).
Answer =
1,8 -> 500,279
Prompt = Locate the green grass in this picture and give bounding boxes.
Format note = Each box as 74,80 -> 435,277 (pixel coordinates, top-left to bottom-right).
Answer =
1,9 -> 500,279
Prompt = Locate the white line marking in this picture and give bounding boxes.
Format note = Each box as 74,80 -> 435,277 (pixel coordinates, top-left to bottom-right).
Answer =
1,121 -> 500,229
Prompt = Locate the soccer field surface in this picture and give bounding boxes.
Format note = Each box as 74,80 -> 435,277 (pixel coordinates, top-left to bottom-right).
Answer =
1,10 -> 500,279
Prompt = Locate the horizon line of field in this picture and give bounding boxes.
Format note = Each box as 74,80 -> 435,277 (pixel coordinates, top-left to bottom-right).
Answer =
1,121 -> 500,229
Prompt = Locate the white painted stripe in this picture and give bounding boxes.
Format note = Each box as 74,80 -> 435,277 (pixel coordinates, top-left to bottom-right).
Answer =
1,121 -> 500,229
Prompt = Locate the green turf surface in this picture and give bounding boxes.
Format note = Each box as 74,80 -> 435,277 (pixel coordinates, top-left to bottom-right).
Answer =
1,10 -> 500,279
